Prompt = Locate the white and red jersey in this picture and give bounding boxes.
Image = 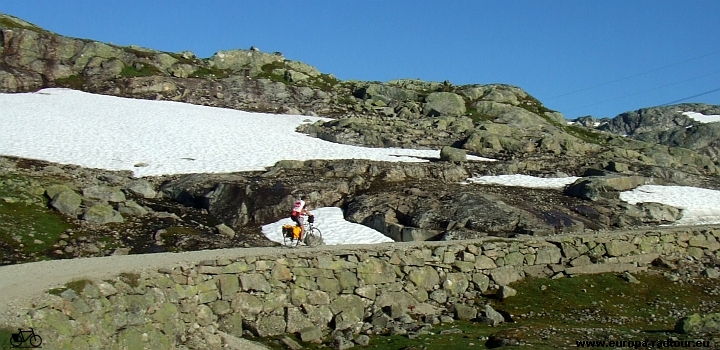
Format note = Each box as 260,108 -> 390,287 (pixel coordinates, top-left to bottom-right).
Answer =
291,200 -> 305,216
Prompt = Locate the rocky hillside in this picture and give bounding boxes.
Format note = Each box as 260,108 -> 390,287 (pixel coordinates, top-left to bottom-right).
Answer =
2,13 -> 718,172
594,103 -> 720,159
2,13 -> 720,262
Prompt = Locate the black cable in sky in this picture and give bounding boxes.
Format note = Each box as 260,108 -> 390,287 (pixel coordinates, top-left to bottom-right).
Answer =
563,70 -> 720,112
547,50 -> 720,100
660,87 -> 720,106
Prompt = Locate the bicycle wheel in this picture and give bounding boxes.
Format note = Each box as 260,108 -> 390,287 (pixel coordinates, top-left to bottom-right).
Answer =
282,225 -> 299,247
283,232 -> 298,247
304,227 -> 323,247
30,334 -> 42,347
9,334 -> 22,347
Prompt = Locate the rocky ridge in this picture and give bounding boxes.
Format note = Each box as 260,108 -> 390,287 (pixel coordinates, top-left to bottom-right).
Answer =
594,103 -> 720,159
1,12 -> 719,175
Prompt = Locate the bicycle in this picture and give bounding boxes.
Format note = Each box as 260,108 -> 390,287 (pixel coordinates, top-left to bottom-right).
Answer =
282,214 -> 323,247
10,327 -> 42,348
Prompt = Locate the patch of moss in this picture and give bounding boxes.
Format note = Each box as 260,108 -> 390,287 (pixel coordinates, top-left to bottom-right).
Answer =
517,93 -> 554,116
256,272 -> 717,349
465,104 -> 495,124
0,326 -> 17,350
120,47 -> 156,59
564,124 -> 609,145
0,174 -> 74,260
309,73 -> 340,92
538,113 -> 608,145
500,273 -> 712,328
0,17 -> 45,32
65,279 -> 93,294
46,278 -> 92,297
119,272 -> 141,288
54,74 -> 85,90
163,226 -> 200,236
257,61 -> 288,83
120,64 -> 163,78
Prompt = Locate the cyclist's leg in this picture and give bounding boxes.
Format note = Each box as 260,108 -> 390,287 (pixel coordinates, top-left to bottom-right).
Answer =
297,216 -> 306,241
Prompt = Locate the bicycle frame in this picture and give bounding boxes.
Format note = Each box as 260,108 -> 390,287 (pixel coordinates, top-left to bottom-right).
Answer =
13,328 -> 34,341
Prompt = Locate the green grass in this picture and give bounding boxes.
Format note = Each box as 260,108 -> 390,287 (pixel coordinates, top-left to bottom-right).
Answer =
0,17 -> 45,32
257,61 -> 288,83
537,112 -> 608,145
120,46 -> 157,59
120,64 -> 163,78
0,327 -> 15,350
255,272 -> 718,349
119,272 -> 141,288
465,107 -> 495,124
54,74 -> 85,90
0,173 -> 78,264
310,73 -> 340,92
48,278 -> 93,296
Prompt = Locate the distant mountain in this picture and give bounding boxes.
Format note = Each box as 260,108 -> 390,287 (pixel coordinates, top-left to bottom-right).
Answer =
595,104 -> 720,159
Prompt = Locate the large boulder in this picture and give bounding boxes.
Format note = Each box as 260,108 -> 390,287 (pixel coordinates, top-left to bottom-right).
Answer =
50,190 -> 82,216
674,313 -> 720,334
83,204 -> 124,224
424,92 -> 466,117
125,179 -> 157,199
439,146 -> 467,162
82,185 -> 126,203
564,175 -> 647,201
209,49 -> 284,75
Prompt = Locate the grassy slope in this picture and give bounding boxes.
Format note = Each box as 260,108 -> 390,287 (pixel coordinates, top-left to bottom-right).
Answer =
255,272 -> 717,349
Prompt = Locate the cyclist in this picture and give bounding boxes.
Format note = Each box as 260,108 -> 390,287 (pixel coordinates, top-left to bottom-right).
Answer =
290,196 -> 313,242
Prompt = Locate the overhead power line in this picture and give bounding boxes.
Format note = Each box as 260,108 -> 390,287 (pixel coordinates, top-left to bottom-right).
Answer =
547,50 -> 720,100
660,87 -> 720,106
563,70 -> 720,112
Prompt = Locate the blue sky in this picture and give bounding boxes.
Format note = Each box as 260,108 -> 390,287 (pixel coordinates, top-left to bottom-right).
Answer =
2,0 -> 719,119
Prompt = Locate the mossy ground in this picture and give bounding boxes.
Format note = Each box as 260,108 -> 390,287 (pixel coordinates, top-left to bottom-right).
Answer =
0,174 -> 76,264
256,272 -> 718,349
0,326 -> 14,350
48,278 -> 93,296
120,63 -> 163,77
54,74 -> 86,90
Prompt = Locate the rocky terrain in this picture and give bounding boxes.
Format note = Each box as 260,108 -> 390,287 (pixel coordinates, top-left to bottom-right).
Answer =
2,12 -> 720,266
595,103 -> 720,159
1,12 -> 720,350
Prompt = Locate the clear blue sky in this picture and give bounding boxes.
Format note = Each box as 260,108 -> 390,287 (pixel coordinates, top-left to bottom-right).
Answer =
2,0 -> 719,119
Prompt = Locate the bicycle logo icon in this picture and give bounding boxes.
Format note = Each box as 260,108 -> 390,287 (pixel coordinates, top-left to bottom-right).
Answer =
9,328 -> 42,348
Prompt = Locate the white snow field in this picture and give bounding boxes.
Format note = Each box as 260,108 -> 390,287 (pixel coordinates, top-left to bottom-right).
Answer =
682,111 -> 720,123
1,89 -> 719,246
464,175 -> 720,226
0,88 -> 492,178
463,174 -> 581,188
620,185 -> 720,226
261,207 -> 393,246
